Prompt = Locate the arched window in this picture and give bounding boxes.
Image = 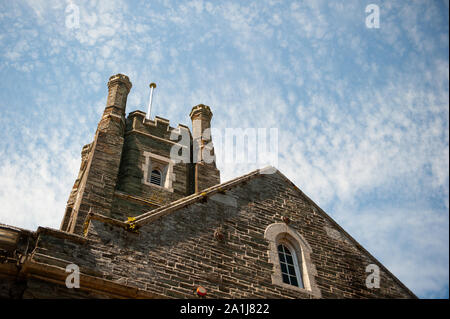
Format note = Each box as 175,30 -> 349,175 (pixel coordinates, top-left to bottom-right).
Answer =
264,223 -> 321,297
278,243 -> 304,288
150,169 -> 162,186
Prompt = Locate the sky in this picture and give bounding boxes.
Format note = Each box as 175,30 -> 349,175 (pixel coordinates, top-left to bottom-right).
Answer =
0,0 -> 448,299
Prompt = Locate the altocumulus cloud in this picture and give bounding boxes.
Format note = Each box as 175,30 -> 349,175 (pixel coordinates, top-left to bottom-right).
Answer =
0,0 -> 448,298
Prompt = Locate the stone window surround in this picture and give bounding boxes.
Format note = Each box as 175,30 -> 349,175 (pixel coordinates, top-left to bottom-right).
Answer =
141,151 -> 175,192
264,223 -> 321,298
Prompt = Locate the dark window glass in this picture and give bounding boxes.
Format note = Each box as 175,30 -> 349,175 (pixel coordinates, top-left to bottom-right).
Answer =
290,276 -> 298,287
285,254 -> 293,264
288,265 -> 295,275
278,244 -> 303,288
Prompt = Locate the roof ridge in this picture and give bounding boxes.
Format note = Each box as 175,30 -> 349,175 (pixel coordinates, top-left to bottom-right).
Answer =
132,166 -> 272,226
273,169 -> 418,299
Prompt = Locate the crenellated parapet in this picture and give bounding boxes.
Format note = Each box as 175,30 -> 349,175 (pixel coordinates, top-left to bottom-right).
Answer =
127,110 -> 190,142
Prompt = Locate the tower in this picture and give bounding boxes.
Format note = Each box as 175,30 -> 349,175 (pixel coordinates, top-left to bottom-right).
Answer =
60,76 -> 222,234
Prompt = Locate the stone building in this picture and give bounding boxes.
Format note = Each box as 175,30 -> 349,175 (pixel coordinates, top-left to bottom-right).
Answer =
0,74 -> 416,299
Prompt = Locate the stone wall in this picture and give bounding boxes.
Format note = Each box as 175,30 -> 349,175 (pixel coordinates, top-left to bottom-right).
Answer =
1,171 -> 415,299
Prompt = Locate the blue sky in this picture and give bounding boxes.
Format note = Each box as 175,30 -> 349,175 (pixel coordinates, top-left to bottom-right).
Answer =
0,0 -> 448,298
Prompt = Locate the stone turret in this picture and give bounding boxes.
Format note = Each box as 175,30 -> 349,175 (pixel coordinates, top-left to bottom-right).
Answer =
190,104 -> 220,192
60,74 -> 132,234
98,74 -> 132,134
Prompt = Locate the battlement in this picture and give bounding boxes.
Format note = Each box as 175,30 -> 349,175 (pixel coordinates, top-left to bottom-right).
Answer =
126,110 -> 191,143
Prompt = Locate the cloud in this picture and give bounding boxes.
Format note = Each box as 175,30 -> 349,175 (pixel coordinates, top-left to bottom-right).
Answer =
0,127 -> 82,230
0,0 -> 448,298
333,204 -> 449,298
